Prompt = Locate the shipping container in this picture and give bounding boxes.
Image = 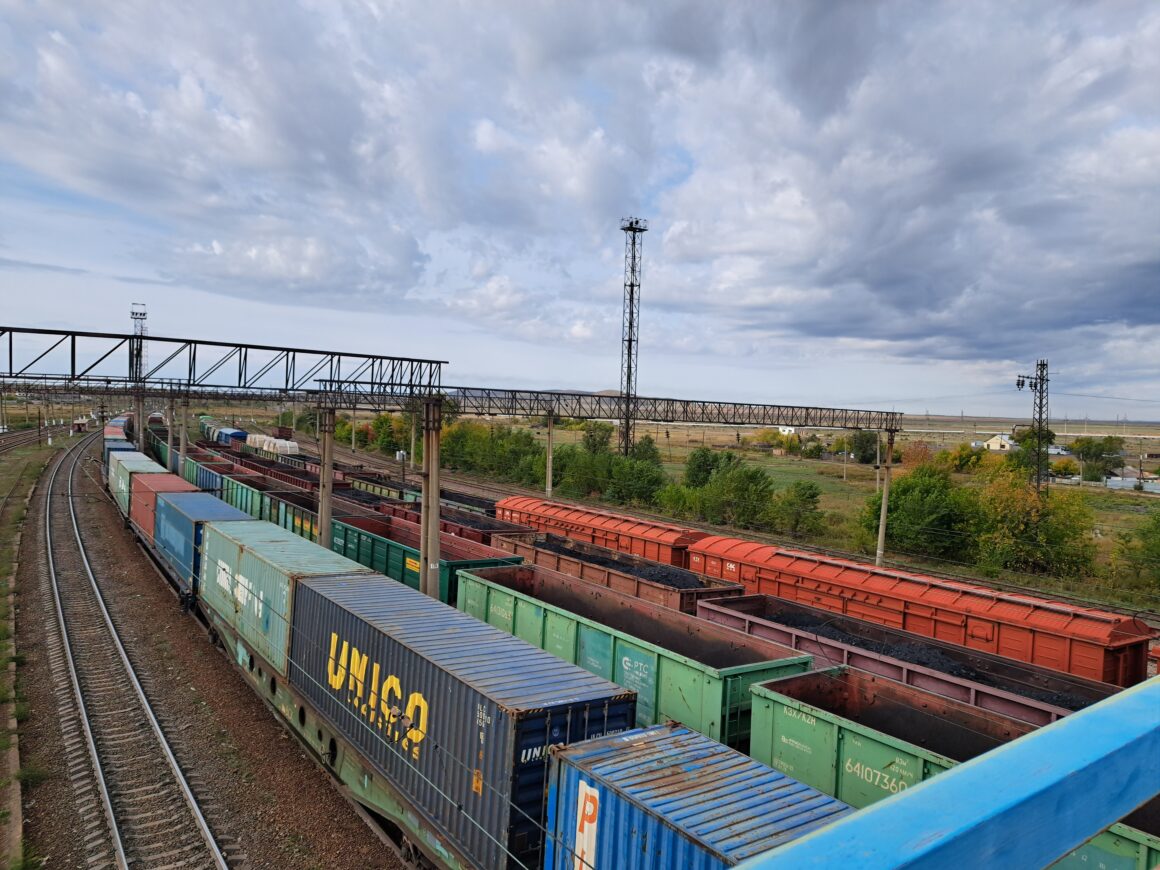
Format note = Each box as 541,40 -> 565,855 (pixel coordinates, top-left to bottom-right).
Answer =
544,724 -> 853,870
289,574 -> 637,870
689,536 -> 1152,686
492,534 -> 743,613
330,515 -> 521,604
153,492 -> 254,596
103,438 -> 136,467
495,496 -> 706,567
198,521 -> 376,677
108,453 -> 166,515
457,564 -> 812,748
128,472 -> 198,544
182,455 -> 232,494
697,595 -> 1116,725
749,667 -> 1160,869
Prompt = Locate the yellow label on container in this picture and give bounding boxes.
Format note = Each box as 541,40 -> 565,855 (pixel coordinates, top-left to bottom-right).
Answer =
472,769 -> 483,795
405,557 -> 420,573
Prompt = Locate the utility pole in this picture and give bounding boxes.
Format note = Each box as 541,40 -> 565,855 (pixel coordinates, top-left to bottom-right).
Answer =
619,217 -> 648,456
317,407 -> 336,549
166,395 -> 176,471
178,395 -> 189,477
545,405 -> 555,497
875,432 -> 881,492
418,397 -> 443,599
1016,359 -> 1050,496
875,430 -> 896,567
130,303 -> 147,451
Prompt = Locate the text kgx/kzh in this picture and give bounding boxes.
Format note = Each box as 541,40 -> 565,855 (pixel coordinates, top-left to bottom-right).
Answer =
327,633 -> 429,761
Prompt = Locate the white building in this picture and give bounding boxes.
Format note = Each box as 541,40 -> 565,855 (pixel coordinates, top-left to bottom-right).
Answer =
983,434 -> 1014,452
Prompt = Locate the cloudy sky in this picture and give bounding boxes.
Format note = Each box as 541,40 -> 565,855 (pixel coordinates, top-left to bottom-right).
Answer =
2,1 -> 1158,419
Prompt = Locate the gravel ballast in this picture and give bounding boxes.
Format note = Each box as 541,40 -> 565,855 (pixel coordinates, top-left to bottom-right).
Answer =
17,443 -> 402,868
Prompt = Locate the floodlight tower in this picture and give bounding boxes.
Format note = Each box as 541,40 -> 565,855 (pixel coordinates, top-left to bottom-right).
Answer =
619,216 -> 648,456
129,303 -> 148,380
1016,358 -> 1050,495
130,303 -> 148,448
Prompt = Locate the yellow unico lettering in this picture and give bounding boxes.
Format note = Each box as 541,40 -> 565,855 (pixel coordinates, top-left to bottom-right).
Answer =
405,693 -> 429,759
348,646 -> 369,701
327,633 -> 348,690
367,662 -> 381,719
380,675 -> 402,733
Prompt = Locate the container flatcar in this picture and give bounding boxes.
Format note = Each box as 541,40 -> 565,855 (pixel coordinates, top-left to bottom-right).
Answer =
288,574 -> 636,869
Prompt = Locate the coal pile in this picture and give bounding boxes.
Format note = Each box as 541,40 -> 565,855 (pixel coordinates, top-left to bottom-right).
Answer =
536,537 -> 705,590
767,608 -> 1093,711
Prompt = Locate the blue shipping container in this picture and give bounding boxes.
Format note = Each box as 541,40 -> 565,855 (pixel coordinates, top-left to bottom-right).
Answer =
289,574 -> 637,870
153,492 -> 255,596
545,724 -> 854,870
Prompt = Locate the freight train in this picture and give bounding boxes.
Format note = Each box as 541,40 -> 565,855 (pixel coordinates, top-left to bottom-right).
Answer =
495,496 -> 1153,687
102,417 -> 857,869
136,416 -> 1160,866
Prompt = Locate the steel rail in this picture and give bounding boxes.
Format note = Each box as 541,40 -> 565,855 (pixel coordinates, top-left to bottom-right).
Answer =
44,433 -> 228,868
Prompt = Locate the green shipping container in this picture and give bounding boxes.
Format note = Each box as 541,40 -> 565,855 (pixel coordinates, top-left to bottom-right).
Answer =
750,668 -> 1160,869
330,518 -> 520,604
111,456 -> 167,516
457,565 -> 812,748
198,520 -> 376,676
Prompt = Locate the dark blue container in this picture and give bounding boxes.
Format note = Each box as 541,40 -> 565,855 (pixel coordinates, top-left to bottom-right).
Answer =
103,438 -> 136,467
545,724 -> 854,870
193,462 -> 225,495
289,574 -> 637,870
153,492 -> 254,595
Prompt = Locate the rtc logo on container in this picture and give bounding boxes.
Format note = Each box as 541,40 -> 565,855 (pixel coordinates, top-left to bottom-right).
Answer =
573,781 -> 600,870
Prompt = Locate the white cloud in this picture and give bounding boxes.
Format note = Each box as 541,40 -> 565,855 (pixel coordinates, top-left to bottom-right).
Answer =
0,0 -> 1158,416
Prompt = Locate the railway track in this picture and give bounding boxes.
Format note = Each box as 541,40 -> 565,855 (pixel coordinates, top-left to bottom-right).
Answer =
283,431 -> 1160,633
0,425 -> 70,454
41,434 -> 228,869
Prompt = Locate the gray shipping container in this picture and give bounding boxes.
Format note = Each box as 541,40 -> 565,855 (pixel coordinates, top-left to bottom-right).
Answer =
290,575 -> 637,870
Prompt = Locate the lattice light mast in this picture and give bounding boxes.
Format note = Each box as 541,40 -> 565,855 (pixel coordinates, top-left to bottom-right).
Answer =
129,303 -> 148,381
130,302 -> 148,448
1016,358 -> 1050,495
619,217 -> 648,456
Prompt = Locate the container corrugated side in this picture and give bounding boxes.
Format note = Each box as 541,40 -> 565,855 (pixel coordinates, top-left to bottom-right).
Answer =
110,456 -> 166,516
106,449 -> 150,490
129,474 -> 197,544
103,439 -> 135,467
458,565 -> 812,748
153,493 -> 253,595
545,724 -> 853,869
290,574 -> 637,870
199,521 -> 375,676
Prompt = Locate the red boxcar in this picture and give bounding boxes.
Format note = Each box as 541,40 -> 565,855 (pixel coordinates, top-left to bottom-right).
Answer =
494,496 -> 707,568
689,535 -> 1151,686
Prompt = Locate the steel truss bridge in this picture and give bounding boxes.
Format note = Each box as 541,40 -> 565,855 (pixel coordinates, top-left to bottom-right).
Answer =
2,326 -> 902,431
